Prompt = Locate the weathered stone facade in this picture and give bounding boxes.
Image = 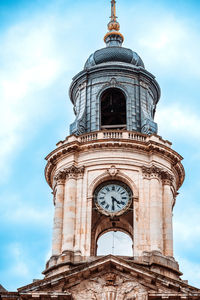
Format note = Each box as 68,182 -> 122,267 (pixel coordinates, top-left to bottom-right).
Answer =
1,1 -> 200,299
43,130 -> 184,281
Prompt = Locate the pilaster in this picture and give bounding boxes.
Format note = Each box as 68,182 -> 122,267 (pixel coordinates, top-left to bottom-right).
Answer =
51,172 -> 65,256
162,174 -> 174,257
142,166 -> 163,253
62,166 -> 85,256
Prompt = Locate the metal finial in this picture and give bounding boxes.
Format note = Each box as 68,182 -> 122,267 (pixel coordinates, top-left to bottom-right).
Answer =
104,0 -> 124,45
111,0 -> 117,22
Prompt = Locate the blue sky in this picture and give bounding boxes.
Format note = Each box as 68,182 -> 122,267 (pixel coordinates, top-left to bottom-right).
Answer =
0,0 -> 200,291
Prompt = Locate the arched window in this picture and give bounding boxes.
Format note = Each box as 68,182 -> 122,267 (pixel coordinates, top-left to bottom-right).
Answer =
96,230 -> 133,256
101,88 -> 127,129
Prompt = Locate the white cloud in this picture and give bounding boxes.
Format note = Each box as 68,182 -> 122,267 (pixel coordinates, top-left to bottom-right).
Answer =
8,243 -> 31,278
0,16 -> 65,183
139,16 -> 186,58
125,8 -> 200,79
155,104 -> 200,141
174,212 -> 200,247
1,193 -> 52,225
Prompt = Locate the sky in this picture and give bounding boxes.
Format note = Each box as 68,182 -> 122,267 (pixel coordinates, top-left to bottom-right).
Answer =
0,0 -> 200,292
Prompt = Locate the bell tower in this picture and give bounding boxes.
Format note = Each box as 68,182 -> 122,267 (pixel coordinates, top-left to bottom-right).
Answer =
3,1 -> 200,299
44,0 -> 184,281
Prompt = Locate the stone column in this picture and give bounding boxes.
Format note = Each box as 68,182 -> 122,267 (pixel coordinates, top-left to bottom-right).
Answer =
52,171 -> 65,256
74,170 -> 84,260
142,166 -> 163,253
62,166 -> 85,255
162,175 -> 174,257
139,176 -> 150,254
150,176 -> 162,252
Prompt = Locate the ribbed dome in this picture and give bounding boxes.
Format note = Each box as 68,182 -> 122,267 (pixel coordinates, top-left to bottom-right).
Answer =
84,46 -> 145,70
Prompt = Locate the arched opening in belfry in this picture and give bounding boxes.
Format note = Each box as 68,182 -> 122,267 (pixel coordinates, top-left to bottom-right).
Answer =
96,230 -> 133,256
101,88 -> 127,129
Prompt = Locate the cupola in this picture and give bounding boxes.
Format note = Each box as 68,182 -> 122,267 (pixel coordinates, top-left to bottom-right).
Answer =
69,0 -> 160,136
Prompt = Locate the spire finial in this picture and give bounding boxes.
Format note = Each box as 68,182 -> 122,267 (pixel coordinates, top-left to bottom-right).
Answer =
111,0 -> 117,22
104,0 -> 124,46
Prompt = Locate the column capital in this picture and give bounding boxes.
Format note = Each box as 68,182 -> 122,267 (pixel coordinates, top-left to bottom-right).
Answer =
142,165 -> 162,179
54,165 -> 85,183
142,165 -> 173,184
65,165 -> 85,179
54,171 -> 66,185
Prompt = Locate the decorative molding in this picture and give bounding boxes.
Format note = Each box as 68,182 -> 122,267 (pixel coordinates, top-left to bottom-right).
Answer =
87,169 -> 139,199
104,272 -> 116,286
45,133 -> 184,189
54,165 -> 85,182
110,77 -> 118,87
97,78 -> 129,103
68,273 -> 148,300
54,171 -> 66,184
142,165 -> 173,184
107,165 -> 118,177
65,165 -> 85,179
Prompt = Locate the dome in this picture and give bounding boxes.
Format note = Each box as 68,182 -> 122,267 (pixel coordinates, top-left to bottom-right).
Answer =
84,46 -> 145,70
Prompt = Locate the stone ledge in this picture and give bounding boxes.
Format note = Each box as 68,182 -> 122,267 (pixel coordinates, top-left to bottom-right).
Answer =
133,251 -> 182,280
44,252 -> 181,280
45,130 -> 185,191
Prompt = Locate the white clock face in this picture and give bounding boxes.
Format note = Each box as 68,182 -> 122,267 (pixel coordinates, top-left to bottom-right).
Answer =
94,181 -> 132,215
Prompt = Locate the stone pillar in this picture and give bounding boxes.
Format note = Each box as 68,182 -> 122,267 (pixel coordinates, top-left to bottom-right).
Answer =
142,166 -> 163,253
150,176 -> 163,252
74,171 -> 84,259
139,176 -> 150,254
52,172 -> 65,256
62,166 -> 85,255
80,173 -> 88,257
163,176 -> 174,257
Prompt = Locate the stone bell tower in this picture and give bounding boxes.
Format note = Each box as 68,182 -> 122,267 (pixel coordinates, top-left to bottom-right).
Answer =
3,1 -> 200,299
43,0 -> 185,280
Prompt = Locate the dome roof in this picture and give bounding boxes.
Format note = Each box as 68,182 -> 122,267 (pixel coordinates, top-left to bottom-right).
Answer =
84,46 -> 145,70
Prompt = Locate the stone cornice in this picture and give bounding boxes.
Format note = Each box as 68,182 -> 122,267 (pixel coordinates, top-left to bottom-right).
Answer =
17,255 -> 199,297
45,131 -> 184,190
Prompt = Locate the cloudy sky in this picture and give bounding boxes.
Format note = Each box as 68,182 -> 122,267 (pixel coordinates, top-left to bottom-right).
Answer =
0,0 -> 200,291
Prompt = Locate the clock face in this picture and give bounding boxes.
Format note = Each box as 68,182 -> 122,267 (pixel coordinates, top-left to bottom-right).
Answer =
94,181 -> 132,216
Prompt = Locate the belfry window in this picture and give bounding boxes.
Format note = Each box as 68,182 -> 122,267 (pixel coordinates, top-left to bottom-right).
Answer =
101,88 -> 127,129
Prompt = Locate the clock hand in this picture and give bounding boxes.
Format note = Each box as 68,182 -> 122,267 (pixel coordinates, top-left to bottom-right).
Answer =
111,197 -> 115,211
111,196 -> 121,205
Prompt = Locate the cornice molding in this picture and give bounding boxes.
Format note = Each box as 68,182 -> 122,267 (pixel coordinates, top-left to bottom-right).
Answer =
45,132 -> 184,190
